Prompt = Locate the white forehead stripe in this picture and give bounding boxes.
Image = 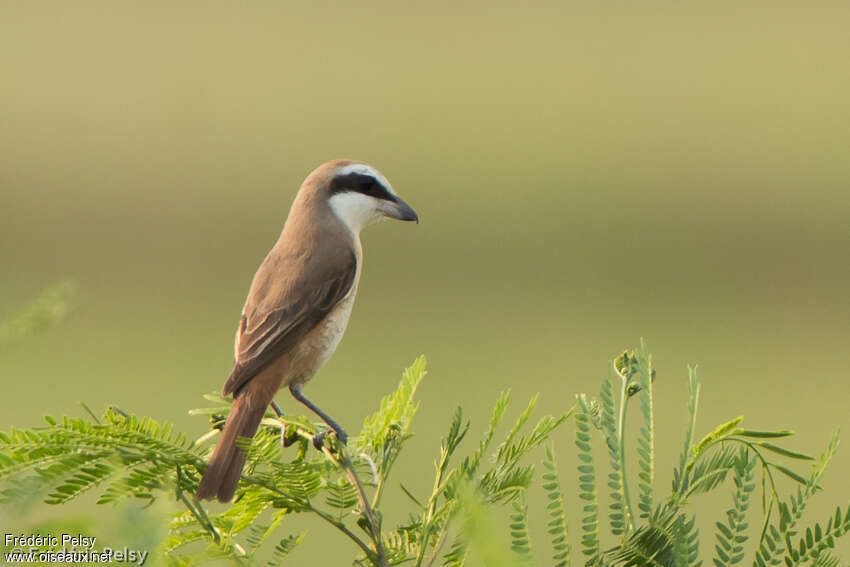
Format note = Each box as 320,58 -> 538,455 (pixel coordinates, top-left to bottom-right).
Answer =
336,163 -> 396,196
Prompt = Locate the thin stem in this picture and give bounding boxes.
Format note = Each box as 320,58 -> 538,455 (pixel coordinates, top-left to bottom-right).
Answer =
414,440 -> 453,567
321,444 -> 388,567
243,475 -> 379,564
427,450 -> 451,523
79,402 -> 101,424
760,492 -> 775,546
314,504 -> 378,564
176,465 -> 219,543
617,371 -> 635,533
414,524 -> 434,567
672,377 -> 700,498
178,490 -> 220,544
371,475 -> 385,510
360,453 -> 385,510
678,436 -> 782,545
685,378 -> 700,459
725,439 -> 782,546
723,441 -> 780,502
424,519 -> 451,567
192,496 -> 220,541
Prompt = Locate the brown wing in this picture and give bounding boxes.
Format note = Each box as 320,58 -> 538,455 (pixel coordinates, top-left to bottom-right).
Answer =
222,249 -> 357,397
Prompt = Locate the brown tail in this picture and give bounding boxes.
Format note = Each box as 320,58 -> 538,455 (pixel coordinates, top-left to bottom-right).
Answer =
196,393 -> 267,502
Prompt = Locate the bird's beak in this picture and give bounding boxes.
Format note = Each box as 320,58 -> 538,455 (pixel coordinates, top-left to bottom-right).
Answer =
380,195 -> 419,223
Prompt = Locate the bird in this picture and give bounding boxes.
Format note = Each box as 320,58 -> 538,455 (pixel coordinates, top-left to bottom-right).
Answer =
196,159 -> 418,502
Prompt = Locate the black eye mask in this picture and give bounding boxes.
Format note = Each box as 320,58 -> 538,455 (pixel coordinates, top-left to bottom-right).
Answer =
329,172 -> 396,202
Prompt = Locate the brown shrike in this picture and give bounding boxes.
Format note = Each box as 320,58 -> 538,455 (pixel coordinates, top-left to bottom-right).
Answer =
197,160 -> 418,502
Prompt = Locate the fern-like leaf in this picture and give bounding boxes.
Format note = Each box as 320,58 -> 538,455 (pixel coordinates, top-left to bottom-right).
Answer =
326,478 -> 359,515
672,366 -> 701,497
358,355 -> 426,455
611,507 -> 699,567
509,493 -> 533,563
442,538 -> 468,567
542,445 -> 570,567
383,528 -> 420,566
268,532 -> 306,567
713,448 -> 756,567
754,432 -> 840,566
686,446 -> 738,498
810,552 -> 841,567
599,373 -> 626,535
0,410 -> 205,507
576,394 -> 601,563
245,509 -> 289,552
636,340 -> 655,520
783,505 -> 850,566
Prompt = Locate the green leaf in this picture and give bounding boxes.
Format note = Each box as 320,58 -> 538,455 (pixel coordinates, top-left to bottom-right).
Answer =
756,442 -> 814,461
541,446 -> 570,567
734,429 -> 795,439
693,416 -> 744,457
358,355 -> 426,454
713,448 -> 755,567
771,464 -> 808,486
574,396 -> 599,562
268,532 -> 306,566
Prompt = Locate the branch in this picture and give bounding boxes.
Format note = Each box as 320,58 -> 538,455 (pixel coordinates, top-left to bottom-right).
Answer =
242,473 -> 380,565
320,442 -> 388,567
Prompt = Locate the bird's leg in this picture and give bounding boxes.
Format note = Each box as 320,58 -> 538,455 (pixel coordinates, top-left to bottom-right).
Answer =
270,400 -> 285,417
270,400 -> 290,447
289,384 -> 348,449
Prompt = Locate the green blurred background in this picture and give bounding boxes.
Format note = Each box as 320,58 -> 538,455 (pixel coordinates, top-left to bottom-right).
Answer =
2,1 -> 849,564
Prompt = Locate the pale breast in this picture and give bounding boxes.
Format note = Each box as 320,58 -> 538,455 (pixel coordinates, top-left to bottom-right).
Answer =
315,292 -> 356,368
283,289 -> 356,386
283,228 -> 362,387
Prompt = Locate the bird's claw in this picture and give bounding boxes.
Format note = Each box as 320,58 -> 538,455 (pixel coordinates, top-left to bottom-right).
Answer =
312,430 -> 329,450
312,428 -> 348,450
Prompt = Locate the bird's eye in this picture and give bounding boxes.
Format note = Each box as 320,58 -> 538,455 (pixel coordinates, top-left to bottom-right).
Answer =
330,171 -> 394,201
357,177 -> 376,190
359,180 -> 394,201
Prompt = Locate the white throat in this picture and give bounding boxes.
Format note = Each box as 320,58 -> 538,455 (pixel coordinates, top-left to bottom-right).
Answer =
328,192 -> 384,234
327,163 -> 397,234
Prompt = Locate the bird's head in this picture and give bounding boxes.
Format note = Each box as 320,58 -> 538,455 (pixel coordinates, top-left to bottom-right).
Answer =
316,161 -> 418,234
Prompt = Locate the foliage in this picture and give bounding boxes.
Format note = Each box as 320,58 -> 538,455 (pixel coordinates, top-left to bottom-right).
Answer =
1,339 -> 848,566
542,446 -> 570,567
0,355 -> 568,566
492,340 -> 849,567
0,280 -> 76,350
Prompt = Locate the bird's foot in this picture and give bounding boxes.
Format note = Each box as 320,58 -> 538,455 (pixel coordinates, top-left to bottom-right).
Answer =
312,427 -> 348,450
312,430 -> 329,450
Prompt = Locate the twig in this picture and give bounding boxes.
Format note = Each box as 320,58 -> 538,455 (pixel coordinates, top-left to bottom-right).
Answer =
259,426 -> 387,565
321,442 -> 388,567
425,526 -> 450,567
79,402 -> 101,424
615,365 -> 635,533
726,439 -> 782,545
177,488 -> 220,544
414,441 -> 452,567
243,474 -> 379,565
